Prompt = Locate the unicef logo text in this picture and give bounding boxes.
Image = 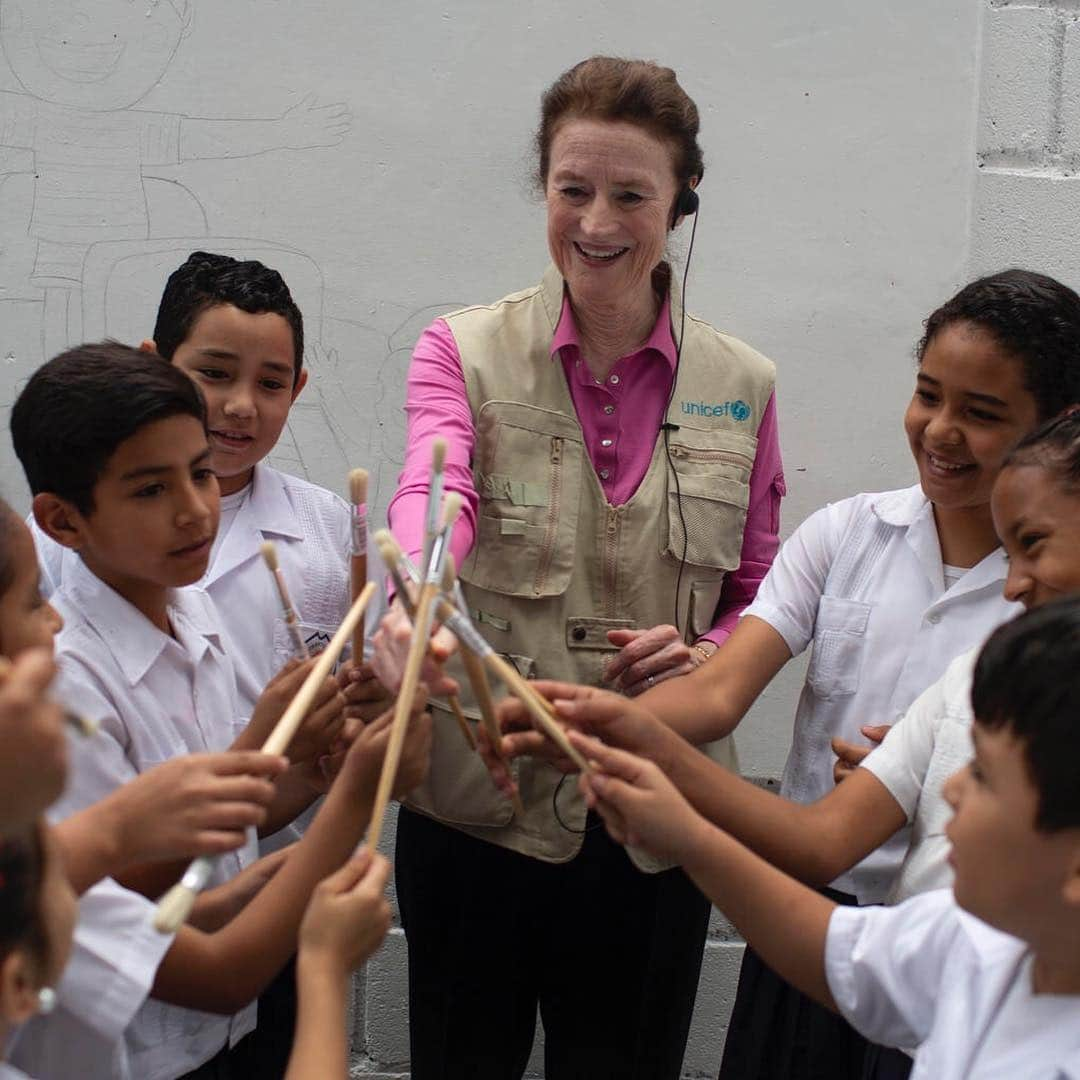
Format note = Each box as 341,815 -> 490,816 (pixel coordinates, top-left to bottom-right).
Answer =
680,399 -> 752,421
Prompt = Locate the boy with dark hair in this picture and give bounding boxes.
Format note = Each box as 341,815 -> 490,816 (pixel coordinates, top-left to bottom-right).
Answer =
575,597 -> 1080,1078
11,342 -> 350,1079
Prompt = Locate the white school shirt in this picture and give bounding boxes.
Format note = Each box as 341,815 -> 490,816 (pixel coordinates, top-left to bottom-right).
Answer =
744,486 -> 1018,902
861,648 -> 978,903
9,879 -> 173,1080
826,889 -> 1080,1078
49,559 -> 257,1080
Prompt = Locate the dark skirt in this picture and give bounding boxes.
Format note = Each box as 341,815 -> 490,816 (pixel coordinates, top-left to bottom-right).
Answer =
718,888 -> 869,1080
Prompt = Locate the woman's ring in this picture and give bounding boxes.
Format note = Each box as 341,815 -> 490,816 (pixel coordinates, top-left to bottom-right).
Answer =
646,674 -> 655,688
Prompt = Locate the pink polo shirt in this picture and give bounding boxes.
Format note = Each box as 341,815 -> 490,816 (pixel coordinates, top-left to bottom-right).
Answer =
388,295 -> 784,645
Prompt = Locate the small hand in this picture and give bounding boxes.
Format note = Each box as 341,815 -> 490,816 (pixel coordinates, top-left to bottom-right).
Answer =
371,598 -> 458,698
337,691 -> 433,802
339,660 -> 393,725
831,725 -> 890,784
276,93 -> 352,149
603,626 -> 695,696
113,751 -> 287,864
571,732 -> 705,862
247,658 -> 346,764
299,848 -> 392,975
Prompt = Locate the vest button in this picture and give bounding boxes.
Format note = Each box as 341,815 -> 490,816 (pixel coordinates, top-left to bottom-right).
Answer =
572,626 -> 587,642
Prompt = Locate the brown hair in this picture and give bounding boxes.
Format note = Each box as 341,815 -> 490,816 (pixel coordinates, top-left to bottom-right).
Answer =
535,57 -> 705,194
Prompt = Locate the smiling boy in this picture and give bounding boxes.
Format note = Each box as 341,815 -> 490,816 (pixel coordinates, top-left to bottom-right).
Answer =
575,598 -> 1080,1078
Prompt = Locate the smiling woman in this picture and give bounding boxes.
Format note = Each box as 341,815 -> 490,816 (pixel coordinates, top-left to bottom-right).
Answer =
381,55 -> 783,1080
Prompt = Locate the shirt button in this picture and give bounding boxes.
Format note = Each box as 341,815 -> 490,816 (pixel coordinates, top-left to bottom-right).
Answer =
609,375 -> 620,385
604,405 -> 615,414
601,438 -> 613,448
599,468 -> 610,480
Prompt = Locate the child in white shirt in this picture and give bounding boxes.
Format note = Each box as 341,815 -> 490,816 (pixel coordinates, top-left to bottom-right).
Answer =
574,595 -> 1080,1079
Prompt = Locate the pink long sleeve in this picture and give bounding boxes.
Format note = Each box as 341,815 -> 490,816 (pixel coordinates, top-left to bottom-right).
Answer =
387,319 -> 479,570
700,391 -> 785,646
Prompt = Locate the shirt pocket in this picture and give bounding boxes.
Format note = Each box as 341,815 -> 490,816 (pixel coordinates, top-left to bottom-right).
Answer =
807,595 -> 873,699
663,430 -> 755,570
462,402 -> 584,599
273,619 -> 349,671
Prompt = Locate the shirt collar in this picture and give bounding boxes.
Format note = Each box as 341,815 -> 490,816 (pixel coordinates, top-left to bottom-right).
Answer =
64,557 -> 221,686
549,290 -> 679,372
870,484 -> 928,527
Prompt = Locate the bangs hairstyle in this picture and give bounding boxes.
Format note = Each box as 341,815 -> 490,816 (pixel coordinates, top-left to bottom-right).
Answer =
10,342 -> 207,516
535,56 -> 705,195
917,269 -> 1080,422
971,596 -> 1080,831
1002,409 -> 1080,493
0,824 -> 48,970
153,251 -> 304,381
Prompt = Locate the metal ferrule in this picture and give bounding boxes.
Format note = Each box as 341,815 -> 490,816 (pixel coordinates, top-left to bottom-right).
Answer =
351,504 -> 368,555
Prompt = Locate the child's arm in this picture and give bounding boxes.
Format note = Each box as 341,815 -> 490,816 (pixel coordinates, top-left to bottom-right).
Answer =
575,735 -> 839,1010
494,682 -> 907,888
149,702 -> 431,1013
286,850 -> 392,1080
55,751 -> 286,894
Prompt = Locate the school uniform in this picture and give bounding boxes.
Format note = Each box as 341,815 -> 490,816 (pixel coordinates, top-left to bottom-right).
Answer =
9,879 -> 174,1080
827,888 -> 1080,1078
49,558 -> 257,1080
720,486 -> 1019,1080
862,648 -> 978,903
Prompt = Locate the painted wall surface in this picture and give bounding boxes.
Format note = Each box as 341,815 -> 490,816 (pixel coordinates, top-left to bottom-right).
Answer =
0,1 -> 1016,1076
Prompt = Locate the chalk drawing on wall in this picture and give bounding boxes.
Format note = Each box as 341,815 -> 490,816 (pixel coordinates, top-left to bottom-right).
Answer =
0,0 -> 352,364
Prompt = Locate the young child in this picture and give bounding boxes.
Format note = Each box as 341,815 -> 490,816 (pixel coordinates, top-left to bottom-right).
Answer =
0,823 -> 78,1080
8,342 -> 355,1079
488,269 -> 1080,1078
575,595 -> 1080,1078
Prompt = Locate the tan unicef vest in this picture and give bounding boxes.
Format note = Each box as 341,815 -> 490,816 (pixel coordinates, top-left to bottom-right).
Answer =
407,266 -> 775,866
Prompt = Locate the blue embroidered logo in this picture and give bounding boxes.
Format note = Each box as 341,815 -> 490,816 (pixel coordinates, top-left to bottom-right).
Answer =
680,399 -> 751,421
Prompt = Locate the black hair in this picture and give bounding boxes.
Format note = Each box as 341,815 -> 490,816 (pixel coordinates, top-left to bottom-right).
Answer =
1002,409 -> 1080,494
972,595 -> 1080,831
153,251 -> 304,381
917,269 -> 1080,421
0,825 -> 47,970
10,341 -> 207,515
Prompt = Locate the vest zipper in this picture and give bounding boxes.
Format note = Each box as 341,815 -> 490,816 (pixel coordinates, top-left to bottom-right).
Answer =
534,436 -> 563,595
669,445 -> 752,468
603,507 -> 620,618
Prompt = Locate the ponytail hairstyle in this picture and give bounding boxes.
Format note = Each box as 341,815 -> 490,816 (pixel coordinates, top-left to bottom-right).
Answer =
0,825 -> 48,973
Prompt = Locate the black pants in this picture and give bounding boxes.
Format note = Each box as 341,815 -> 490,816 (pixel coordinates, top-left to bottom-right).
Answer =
226,956 -> 297,1079
719,889 -> 868,1080
396,805 -> 712,1080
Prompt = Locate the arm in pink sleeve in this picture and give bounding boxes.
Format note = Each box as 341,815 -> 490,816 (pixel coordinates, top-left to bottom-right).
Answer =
701,391 -> 785,646
386,319 -> 479,570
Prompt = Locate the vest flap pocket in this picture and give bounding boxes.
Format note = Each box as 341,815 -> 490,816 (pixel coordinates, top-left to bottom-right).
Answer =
667,427 -> 758,482
664,473 -> 749,570
565,616 -> 634,650
688,579 -> 726,640
463,405 -> 584,599
807,596 -> 873,699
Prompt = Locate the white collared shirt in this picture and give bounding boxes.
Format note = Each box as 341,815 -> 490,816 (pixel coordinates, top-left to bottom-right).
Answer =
745,486 -> 1019,901
9,879 -> 174,1080
861,648 -> 977,903
50,559 -> 257,1080
826,889 -> 1080,1078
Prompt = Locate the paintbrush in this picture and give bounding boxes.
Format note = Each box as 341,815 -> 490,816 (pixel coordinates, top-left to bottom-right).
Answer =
260,541 -> 310,660
348,467 -> 369,665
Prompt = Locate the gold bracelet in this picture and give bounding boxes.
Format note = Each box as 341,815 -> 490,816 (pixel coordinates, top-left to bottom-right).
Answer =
690,643 -> 713,667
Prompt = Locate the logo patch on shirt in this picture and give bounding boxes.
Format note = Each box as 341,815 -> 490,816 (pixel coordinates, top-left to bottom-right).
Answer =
680,399 -> 751,421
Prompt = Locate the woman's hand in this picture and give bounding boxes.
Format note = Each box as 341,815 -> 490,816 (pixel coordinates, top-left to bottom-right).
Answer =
371,598 -> 458,698
831,725 -> 890,784
603,625 -> 697,696
298,849 -> 392,976
572,732 -> 707,863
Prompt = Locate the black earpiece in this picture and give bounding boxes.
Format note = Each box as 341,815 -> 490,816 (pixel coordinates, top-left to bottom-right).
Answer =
672,186 -> 699,226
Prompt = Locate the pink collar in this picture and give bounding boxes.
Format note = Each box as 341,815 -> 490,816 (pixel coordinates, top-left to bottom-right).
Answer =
550,291 -> 678,371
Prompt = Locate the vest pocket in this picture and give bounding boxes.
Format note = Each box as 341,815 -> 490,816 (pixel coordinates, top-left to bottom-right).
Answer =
806,595 -> 872,698
463,413 -> 584,599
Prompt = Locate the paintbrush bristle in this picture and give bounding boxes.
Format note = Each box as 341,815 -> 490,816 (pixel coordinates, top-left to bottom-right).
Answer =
348,467 -> 368,507
153,882 -> 198,934
431,437 -> 447,473
372,529 -> 403,567
259,541 -> 280,572
441,491 -> 464,529
440,553 -> 457,593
